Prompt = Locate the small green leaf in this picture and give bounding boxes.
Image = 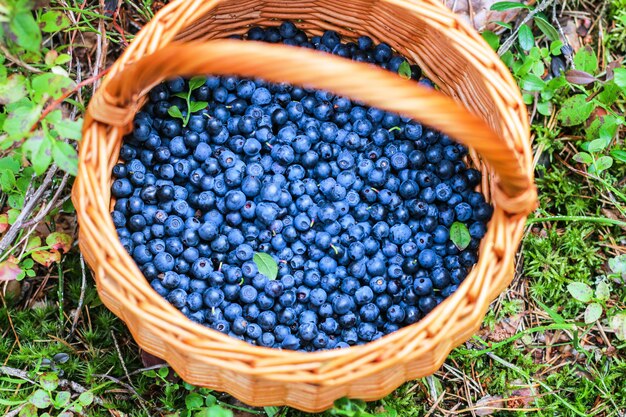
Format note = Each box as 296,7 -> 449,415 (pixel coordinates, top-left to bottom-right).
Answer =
450,222 -> 471,251
567,282 -> 593,303
584,303 -> 602,324
30,389 -> 52,409
614,67 -> 626,90
39,11 -> 71,32
189,101 -> 209,113
55,54 -> 72,66
609,253 -> 626,274
46,232 -> 73,253
0,74 -> 27,104
19,259 -> 32,274
389,126 -> 401,132
536,101 -> 552,116
597,81 -> 622,105
4,101 -> 41,139
518,24 -> 534,51
18,403 -> 38,417
0,169 -> 16,191
189,76 -> 207,91
572,152 -> 592,165
195,405 -> 233,417
253,252 -> 278,281
23,134 -> 53,175
610,149 -> 626,163
587,138 -> 610,153
168,105 -> 184,119
52,140 -> 78,176
54,391 -> 71,407
591,156 -> 613,174
185,393 -> 204,409
493,21 -> 513,30
550,40 -> 564,55
574,46 -> 598,74
482,31 -> 499,51
77,391 -> 93,407
0,156 -> 20,173
535,13 -> 559,41
158,367 -> 169,378
8,209 -> 20,225
31,73 -> 74,101
611,314 -> 626,341
599,116 -> 619,141
39,372 -> 59,390
264,406 -> 280,417
11,11 -> 42,52
521,74 -> 545,92
173,92 -> 188,99
53,118 -> 83,141
205,393 -> 217,406
490,1 -> 533,11
595,281 -> 610,301
557,94 -> 595,126
532,60 -> 545,77
398,61 -> 411,80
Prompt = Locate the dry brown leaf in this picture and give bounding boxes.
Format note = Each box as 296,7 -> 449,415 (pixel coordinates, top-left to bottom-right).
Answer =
508,388 -> 536,408
480,313 -> 522,342
443,0 -> 524,32
475,395 -> 505,415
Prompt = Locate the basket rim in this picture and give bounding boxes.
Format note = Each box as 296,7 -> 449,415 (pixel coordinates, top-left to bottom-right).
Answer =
75,0 -> 535,381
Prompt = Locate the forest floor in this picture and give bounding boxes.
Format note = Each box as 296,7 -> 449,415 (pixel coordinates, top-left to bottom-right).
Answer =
1,0 -> 626,416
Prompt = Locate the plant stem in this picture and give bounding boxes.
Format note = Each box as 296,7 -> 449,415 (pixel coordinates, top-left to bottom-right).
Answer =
527,215 -> 626,228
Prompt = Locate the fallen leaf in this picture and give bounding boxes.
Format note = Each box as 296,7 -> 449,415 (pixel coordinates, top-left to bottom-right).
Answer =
508,388 -> 536,408
480,313 -> 522,342
32,250 -> 61,267
0,261 -> 21,281
444,0 -> 523,32
140,350 -> 167,368
475,395 -> 505,415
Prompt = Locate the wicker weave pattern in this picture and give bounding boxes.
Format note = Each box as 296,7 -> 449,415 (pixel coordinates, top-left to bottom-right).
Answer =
73,0 -> 537,411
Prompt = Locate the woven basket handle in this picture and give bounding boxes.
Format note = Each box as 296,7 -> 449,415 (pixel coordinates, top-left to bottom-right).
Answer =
89,40 -> 536,214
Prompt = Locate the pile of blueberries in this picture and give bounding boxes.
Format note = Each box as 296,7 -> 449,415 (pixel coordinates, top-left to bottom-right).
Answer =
110,22 -> 493,351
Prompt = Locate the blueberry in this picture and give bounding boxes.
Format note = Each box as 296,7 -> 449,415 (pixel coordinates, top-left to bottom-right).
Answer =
167,289 -> 187,308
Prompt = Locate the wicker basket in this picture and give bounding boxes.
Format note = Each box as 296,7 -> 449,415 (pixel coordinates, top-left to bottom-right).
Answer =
73,0 -> 537,412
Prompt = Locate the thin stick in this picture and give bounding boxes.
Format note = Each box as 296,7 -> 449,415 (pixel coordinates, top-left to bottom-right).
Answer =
69,253 -> 88,339
110,331 -> 152,416
552,1 -> 574,66
0,167 -> 57,254
526,215 -> 626,228
498,0 -> 555,56
0,44 -> 43,74
22,173 -> 71,228
93,373 -> 151,415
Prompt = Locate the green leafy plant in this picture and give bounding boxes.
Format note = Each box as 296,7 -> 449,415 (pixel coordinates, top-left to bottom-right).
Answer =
168,76 -> 209,127
397,61 -> 411,80
567,253 -> 626,340
253,252 -> 278,280
0,232 -> 73,281
567,280 -> 610,324
489,1 -> 560,41
329,398 -> 395,417
450,221 -> 470,250
0,371 -> 97,417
